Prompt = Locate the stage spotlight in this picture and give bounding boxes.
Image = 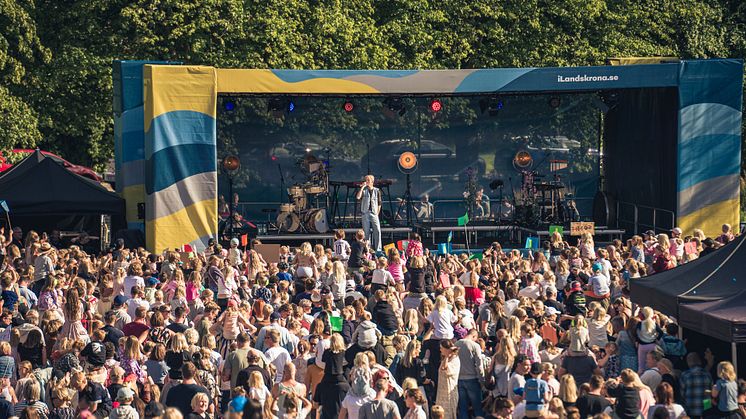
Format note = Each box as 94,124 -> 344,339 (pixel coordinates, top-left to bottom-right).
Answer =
287,100 -> 295,112
224,100 -> 235,111
343,100 -> 354,113
479,97 -> 503,116
429,99 -> 442,113
513,150 -> 533,170
549,96 -> 561,108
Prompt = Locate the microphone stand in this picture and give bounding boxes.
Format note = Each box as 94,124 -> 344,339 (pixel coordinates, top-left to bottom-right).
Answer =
278,164 -> 286,204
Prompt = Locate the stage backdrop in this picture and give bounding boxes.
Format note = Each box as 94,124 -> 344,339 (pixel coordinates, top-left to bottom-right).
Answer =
113,60 -> 743,252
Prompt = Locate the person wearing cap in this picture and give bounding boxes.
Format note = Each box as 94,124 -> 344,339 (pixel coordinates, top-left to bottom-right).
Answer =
111,295 -> 133,330
520,362 -> 551,418
584,263 -> 610,306
255,311 -> 294,354
110,387 -> 138,419
32,242 -> 55,290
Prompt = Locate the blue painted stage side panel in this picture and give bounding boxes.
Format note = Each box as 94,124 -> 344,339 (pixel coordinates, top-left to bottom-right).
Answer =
147,110 -> 217,155
146,144 -> 216,195
679,59 -> 744,110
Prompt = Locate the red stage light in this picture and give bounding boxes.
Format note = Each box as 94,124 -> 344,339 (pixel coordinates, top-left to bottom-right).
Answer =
430,99 -> 442,112
343,101 -> 354,112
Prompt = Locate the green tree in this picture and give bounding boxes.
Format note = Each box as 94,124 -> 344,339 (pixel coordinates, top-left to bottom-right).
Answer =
0,0 -> 50,152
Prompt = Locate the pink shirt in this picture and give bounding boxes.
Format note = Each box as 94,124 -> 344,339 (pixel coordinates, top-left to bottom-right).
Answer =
387,261 -> 404,283
185,283 -> 200,302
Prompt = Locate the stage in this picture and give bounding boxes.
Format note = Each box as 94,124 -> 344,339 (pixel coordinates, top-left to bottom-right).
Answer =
112,59 -> 742,252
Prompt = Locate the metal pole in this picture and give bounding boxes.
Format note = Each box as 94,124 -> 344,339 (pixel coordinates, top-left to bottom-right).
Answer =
228,175 -> 234,240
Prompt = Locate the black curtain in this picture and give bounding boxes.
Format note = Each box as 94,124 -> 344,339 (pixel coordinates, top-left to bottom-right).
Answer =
604,88 -> 678,232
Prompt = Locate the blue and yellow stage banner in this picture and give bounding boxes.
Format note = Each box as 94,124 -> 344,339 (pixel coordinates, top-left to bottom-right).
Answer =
143,65 -> 218,252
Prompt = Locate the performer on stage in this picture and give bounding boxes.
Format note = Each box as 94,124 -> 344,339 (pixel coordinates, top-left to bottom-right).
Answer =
356,174 -> 382,252
475,187 -> 491,219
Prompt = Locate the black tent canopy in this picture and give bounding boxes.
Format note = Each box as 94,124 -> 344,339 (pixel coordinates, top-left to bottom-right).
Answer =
0,150 -> 124,216
630,234 -> 746,317
679,290 -> 746,343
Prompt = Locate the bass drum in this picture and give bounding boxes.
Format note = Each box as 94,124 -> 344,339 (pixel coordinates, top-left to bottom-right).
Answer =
304,209 -> 329,233
277,212 -> 300,233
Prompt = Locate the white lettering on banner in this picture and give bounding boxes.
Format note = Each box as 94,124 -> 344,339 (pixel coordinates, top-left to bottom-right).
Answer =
557,74 -> 620,83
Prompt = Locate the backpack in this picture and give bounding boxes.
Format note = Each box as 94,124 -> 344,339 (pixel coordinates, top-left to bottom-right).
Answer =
524,378 -> 544,406
661,335 -> 687,357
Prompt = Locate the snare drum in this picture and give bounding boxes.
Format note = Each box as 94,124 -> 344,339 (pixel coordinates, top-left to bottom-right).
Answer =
279,203 -> 296,213
303,209 -> 329,233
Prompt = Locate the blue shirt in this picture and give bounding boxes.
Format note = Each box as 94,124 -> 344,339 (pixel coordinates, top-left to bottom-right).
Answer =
716,379 -> 738,412
1,290 -> 17,310
524,377 -> 549,411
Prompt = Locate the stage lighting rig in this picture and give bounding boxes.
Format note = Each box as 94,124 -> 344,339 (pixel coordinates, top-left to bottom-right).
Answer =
429,98 -> 442,113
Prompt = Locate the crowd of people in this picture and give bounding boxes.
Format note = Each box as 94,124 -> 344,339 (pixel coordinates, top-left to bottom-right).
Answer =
0,222 -> 742,419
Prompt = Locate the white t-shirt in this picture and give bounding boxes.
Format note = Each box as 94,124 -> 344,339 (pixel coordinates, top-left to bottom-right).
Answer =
123,275 -> 144,297
372,269 -> 395,286
427,309 -> 454,339
126,297 -> 150,319
265,346 -> 292,383
341,392 -> 374,419
333,239 -> 351,261
458,271 -> 478,288
518,284 -> 541,300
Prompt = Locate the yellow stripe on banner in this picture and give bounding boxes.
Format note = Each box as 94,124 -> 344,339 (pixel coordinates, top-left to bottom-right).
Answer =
122,184 -> 145,223
146,198 -> 218,253
678,198 -> 740,238
144,65 -> 217,132
216,69 -> 381,94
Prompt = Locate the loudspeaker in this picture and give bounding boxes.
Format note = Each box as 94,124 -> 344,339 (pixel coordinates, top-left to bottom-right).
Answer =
137,202 -> 145,219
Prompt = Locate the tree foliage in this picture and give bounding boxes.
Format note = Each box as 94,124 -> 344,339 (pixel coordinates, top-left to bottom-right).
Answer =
0,0 -> 744,173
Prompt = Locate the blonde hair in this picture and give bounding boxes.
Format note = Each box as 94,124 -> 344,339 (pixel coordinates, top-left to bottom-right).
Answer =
354,352 -> 369,369
329,334 -> 345,353
718,361 -> 737,381
332,260 -> 346,281
123,336 -> 141,361
190,393 -> 209,410
299,242 -> 312,257
434,295 -> 449,312
507,316 -> 521,342
640,306 -> 656,336
559,374 -> 578,403
248,371 -> 264,389
170,333 -> 188,352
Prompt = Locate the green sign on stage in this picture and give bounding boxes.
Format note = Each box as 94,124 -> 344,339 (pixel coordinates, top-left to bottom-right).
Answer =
549,225 -> 564,235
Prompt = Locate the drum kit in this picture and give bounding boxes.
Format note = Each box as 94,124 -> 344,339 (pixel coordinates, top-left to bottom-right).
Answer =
276,155 -> 330,233
514,171 -> 579,226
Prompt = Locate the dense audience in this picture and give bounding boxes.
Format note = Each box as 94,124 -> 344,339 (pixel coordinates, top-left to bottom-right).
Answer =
0,222 -> 742,419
